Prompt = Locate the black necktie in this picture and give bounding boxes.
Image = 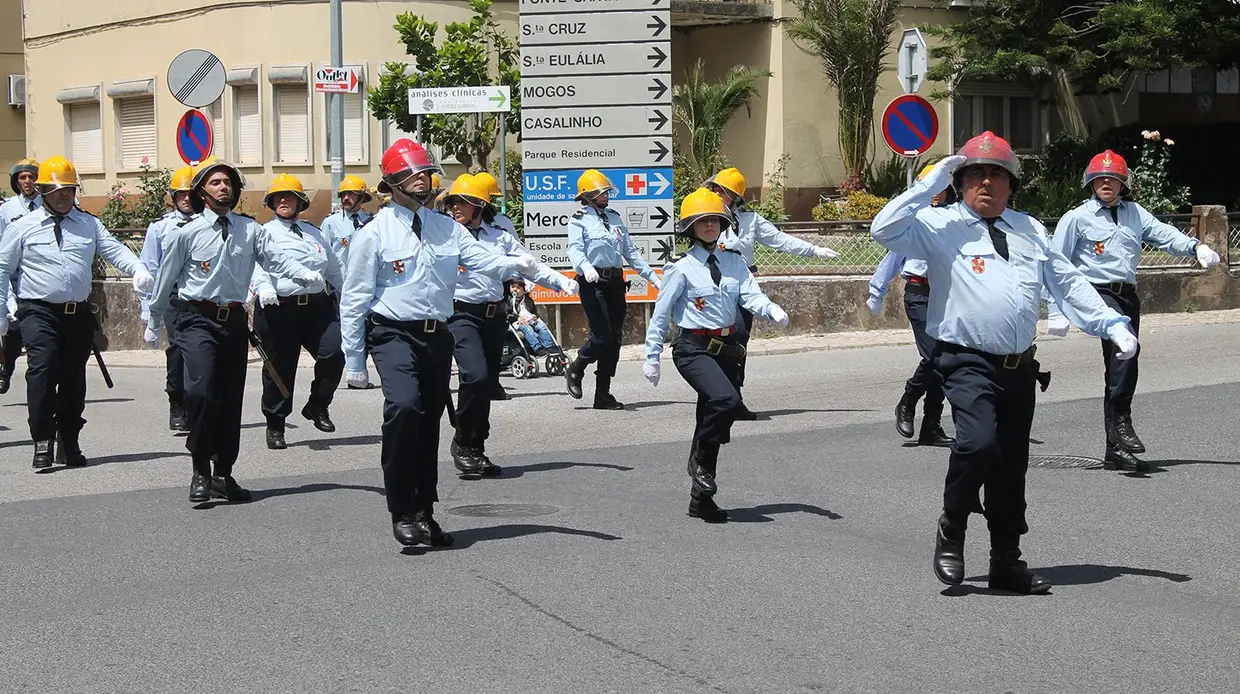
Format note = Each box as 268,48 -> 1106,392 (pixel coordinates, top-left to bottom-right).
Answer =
28,199 -> 36,212
411,212 -> 422,240
706,254 -> 721,286
1109,206 -> 1118,224
598,209 -> 610,231
52,216 -> 63,247
468,226 -> 482,240
986,218 -> 1009,261
289,222 -> 302,238
351,213 -> 361,230
218,216 -> 230,242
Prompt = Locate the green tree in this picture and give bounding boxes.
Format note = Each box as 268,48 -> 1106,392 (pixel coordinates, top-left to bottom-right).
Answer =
671,59 -> 772,187
789,0 -> 901,193
367,0 -> 519,169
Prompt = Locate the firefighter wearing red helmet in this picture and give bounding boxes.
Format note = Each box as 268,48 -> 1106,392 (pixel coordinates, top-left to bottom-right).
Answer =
338,138 -> 539,548
871,131 -> 1138,595
1046,148 -> 1219,472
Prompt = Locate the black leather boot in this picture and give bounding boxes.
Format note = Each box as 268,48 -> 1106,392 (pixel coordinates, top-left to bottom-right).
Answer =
56,433 -> 88,467
392,513 -> 427,546
593,376 -> 624,410
689,491 -> 728,523
988,545 -> 1051,595
32,440 -> 54,469
933,513 -> 966,585
189,472 -> 211,503
168,400 -> 189,433
733,400 -> 759,421
564,358 -> 585,399
0,365 -> 9,395
1103,445 -> 1149,473
490,384 -> 510,401
301,403 -> 336,433
687,441 -> 719,496
895,387 -> 918,439
451,437 -> 483,478
266,424 -> 287,450
1112,414 -> 1145,454
210,474 -> 252,503
475,442 -> 502,477
917,419 -> 954,448
416,506 -> 454,547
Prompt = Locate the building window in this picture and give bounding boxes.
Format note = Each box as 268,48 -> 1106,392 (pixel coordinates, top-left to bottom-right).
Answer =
233,85 -> 261,165
321,66 -> 368,165
206,96 -> 225,160
67,102 -> 103,172
952,92 -> 1039,151
274,83 -> 311,163
116,96 -> 156,170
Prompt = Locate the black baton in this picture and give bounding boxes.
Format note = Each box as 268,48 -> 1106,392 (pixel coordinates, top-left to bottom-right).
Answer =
247,329 -> 291,399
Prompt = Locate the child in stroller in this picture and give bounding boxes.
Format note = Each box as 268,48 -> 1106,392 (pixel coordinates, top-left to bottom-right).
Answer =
502,280 -> 569,378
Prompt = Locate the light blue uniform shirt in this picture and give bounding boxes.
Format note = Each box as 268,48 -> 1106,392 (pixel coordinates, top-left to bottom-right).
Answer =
251,217 -> 343,297
644,245 -> 775,362
454,222 -> 564,304
1051,197 -> 1198,286
0,207 -> 142,306
566,206 -> 657,282
320,208 -> 372,271
148,209 -> 311,331
137,210 -> 193,321
0,194 -> 41,236
492,212 -> 516,236
871,179 -> 1129,355
867,251 -> 930,303
718,208 -> 819,268
339,205 -> 525,372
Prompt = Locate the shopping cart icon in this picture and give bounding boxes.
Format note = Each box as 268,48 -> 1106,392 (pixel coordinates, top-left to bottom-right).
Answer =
627,206 -> 647,229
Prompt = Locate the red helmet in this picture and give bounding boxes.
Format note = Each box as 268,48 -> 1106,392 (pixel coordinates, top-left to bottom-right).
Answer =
379,138 -> 441,192
1083,149 -> 1129,190
954,131 -> 1021,190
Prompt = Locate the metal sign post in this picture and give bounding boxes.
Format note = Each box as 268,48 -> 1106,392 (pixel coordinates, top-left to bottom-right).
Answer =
328,0 -> 345,202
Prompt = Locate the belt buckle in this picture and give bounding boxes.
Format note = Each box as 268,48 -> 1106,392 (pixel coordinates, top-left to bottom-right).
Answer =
485,303 -> 497,318
64,302 -> 77,315
423,320 -> 436,333
707,338 -> 724,356
1110,282 -> 1124,293
1002,353 -> 1021,370
216,306 -> 231,322
297,294 -> 310,306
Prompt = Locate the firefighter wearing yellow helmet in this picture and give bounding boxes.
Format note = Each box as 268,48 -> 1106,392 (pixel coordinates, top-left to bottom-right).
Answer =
252,173 -> 346,450
135,164 -> 199,432
0,157 -> 44,391
471,170 -> 516,235
0,155 -> 151,468
703,167 -> 840,420
145,159 -> 324,505
321,175 -> 373,271
642,188 -> 789,523
563,169 -> 661,410
440,173 -> 577,478
866,159 -> 958,450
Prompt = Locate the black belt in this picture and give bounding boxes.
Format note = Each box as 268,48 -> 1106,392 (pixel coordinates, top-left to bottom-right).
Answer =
944,342 -> 1037,370
275,291 -> 329,306
1094,281 -> 1135,294
186,299 -> 245,322
454,300 -> 504,319
679,330 -> 747,358
904,275 -> 930,295
17,298 -> 88,315
594,267 -> 623,280
369,313 -> 445,334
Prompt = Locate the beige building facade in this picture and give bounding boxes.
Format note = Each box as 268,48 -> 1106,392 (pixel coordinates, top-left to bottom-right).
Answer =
0,0 -> 27,176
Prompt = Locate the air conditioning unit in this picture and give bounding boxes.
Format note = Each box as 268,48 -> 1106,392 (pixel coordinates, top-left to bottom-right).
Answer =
8,75 -> 25,107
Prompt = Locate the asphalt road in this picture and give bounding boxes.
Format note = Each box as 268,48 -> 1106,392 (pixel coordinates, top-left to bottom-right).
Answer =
1,321 -> 1238,693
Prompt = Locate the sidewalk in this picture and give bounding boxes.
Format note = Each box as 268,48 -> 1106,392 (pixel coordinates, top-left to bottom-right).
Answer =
98,308 -> 1240,368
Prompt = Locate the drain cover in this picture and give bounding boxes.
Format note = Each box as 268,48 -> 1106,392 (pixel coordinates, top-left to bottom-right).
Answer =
447,503 -> 560,518
1029,455 -> 1102,470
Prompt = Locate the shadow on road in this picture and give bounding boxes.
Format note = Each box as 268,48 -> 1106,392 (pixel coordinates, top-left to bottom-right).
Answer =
499,461 -> 635,478
757,408 -> 874,420
288,435 -> 382,450
240,421 -> 299,430
726,502 -> 843,523
251,482 -> 385,502
1147,458 -> 1240,469
944,563 -> 1191,596
401,523 -> 622,554
624,400 -> 682,411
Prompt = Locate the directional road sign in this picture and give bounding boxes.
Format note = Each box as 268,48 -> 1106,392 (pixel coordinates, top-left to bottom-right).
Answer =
314,66 -> 359,94
881,94 -> 939,156
523,137 -> 669,169
522,106 -> 669,140
519,0 -> 669,14
166,49 -> 226,108
523,235 -> 676,270
897,28 -> 928,94
523,199 -> 673,237
523,168 -> 672,203
520,11 -> 668,46
175,109 -> 213,165
521,43 -> 668,77
407,86 -> 510,115
520,74 -> 669,108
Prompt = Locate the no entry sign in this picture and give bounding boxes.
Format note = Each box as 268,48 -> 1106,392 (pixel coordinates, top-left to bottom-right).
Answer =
881,94 -> 939,156
176,109 -> 213,165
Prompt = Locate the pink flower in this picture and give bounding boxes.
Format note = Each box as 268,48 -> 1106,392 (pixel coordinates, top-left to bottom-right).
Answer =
141,156 -> 149,165
1163,138 -> 1175,146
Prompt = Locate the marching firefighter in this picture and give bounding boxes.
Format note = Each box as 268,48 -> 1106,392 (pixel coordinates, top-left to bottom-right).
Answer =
866,164 -> 956,447
644,188 -> 789,522
472,170 -> 517,235
339,138 -> 536,548
564,169 -> 662,409
1046,149 -> 1220,472
137,165 -> 197,432
0,156 -> 153,469
146,158 -> 322,504
252,174 -> 346,449
321,174 -> 373,270
0,158 -> 42,394
704,168 -> 840,419
443,173 -> 577,478
871,132 -> 1138,594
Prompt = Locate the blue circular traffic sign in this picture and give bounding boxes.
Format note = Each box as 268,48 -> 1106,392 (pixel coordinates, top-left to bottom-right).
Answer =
176,109 -> 213,165
881,95 -> 939,156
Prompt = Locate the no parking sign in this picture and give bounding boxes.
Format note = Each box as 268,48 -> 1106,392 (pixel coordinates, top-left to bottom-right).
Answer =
881,94 -> 939,156
176,109 -> 213,165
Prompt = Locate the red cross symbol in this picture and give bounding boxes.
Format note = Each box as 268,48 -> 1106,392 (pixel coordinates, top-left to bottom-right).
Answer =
625,174 -> 647,196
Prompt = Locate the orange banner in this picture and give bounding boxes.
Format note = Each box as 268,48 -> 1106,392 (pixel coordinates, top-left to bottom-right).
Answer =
529,269 -> 663,304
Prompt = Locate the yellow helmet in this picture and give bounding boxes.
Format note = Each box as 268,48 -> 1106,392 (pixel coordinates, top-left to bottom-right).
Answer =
707,168 -> 746,199
338,175 -> 373,203
10,158 -> 39,194
474,171 -> 502,200
431,172 -> 442,191
35,156 -> 80,192
576,169 -> 617,201
264,173 -> 309,210
169,166 -> 195,194
916,164 -> 936,181
444,173 -> 491,208
679,187 -> 733,236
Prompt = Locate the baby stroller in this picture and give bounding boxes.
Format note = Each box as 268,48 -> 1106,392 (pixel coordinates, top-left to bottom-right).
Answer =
500,322 -> 569,379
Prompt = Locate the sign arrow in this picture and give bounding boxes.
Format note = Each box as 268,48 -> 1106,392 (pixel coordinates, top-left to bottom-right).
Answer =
648,140 -> 669,162
650,171 -> 670,196
655,237 -> 674,262
647,15 -> 666,37
490,89 -> 507,108
648,77 -> 667,100
647,46 -> 667,69
648,108 -> 668,131
652,205 -> 670,229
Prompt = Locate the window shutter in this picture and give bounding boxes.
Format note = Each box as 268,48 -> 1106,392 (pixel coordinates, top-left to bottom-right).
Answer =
68,103 -> 103,170
235,86 -> 260,164
119,97 -> 156,169
275,84 -> 309,162
343,91 -> 364,162
209,97 -> 225,157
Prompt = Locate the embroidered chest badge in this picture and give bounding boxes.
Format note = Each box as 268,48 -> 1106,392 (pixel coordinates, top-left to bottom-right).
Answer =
693,297 -> 708,311
340,237 -> 349,248
199,260 -> 211,273
393,259 -> 405,275
971,257 -> 986,274
1094,241 -> 1105,255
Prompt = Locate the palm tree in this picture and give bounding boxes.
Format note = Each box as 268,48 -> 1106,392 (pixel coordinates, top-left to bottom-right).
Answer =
672,60 -> 773,187
789,0 -> 901,192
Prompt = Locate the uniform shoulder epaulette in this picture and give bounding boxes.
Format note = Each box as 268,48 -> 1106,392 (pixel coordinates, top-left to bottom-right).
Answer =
572,210 -> 585,220
75,207 -> 98,219
723,248 -> 742,257
235,212 -> 256,220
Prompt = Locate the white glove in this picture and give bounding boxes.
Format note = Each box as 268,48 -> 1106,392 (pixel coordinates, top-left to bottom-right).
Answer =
560,278 -> 579,295
642,360 -> 660,387
143,326 -> 160,346
131,270 -> 155,293
926,155 -> 967,191
1107,324 -> 1139,360
651,276 -> 662,291
1196,244 -> 1221,269
582,266 -> 600,283
257,287 -> 279,307
346,369 -> 369,388
769,304 -> 789,327
814,246 -> 840,259
514,255 -> 537,274
1047,313 -> 1070,337
866,295 -> 883,318
297,269 -> 324,286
